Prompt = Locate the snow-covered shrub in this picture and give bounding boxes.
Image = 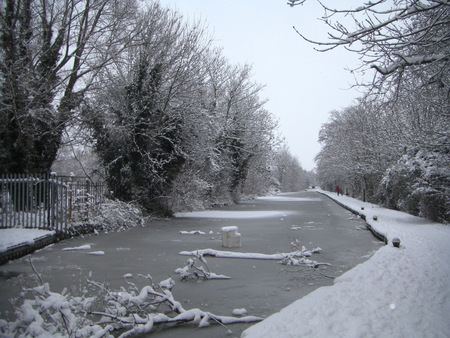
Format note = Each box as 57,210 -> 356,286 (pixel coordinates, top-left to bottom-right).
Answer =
379,149 -> 450,223
86,199 -> 145,231
167,170 -> 213,212
167,164 -> 240,213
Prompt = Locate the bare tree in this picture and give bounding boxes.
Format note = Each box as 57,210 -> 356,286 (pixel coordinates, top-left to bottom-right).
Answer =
288,0 -> 449,99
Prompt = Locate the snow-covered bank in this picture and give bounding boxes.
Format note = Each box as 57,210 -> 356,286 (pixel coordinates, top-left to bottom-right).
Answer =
242,190 -> 450,338
0,229 -> 55,253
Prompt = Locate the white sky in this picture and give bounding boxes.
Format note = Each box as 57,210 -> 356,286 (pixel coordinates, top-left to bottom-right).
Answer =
157,0 -> 364,171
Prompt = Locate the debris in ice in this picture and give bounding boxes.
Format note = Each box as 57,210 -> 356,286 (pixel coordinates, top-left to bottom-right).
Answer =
221,226 -> 238,232
232,308 -> 248,316
180,248 -> 323,261
62,244 -> 91,251
87,251 -> 105,255
180,230 -> 206,235
159,277 -> 175,290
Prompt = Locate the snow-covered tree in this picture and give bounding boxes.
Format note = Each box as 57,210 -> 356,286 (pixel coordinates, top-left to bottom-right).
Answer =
379,148 -> 449,223
316,85 -> 449,220
84,3 -> 211,213
83,2 -> 279,214
376,80 -> 449,222
216,64 -> 276,202
272,145 -> 308,192
168,57 -> 279,210
315,101 -> 401,200
294,1 -> 449,221
0,0 -> 140,173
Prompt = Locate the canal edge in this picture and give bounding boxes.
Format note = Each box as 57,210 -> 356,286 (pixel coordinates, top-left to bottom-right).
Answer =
0,224 -> 102,265
317,191 -> 388,244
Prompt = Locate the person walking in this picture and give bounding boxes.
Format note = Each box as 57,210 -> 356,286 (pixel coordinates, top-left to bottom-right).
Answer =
335,185 -> 340,196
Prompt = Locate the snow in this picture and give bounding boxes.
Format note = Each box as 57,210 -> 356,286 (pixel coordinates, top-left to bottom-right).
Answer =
87,251 -> 105,256
1,190 -> 449,337
232,308 -> 247,316
256,196 -> 321,202
0,229 -> 55,253
221,226 -> 238,232
158,277 -> 175,290
179,230 -> 206,235
62,244 -> 92,251
174,210 -> 295,219
61,244 -> 103,255
179,247 -> 322,261
242,190 -> 450,338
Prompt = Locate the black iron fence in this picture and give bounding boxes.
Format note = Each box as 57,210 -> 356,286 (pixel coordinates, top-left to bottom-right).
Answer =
0,173 -> 105,233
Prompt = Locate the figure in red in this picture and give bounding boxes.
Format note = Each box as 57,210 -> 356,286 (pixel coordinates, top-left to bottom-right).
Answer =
335,185 -> 340,196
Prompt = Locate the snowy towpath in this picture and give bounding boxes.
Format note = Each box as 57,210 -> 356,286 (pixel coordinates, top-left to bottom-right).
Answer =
242,190 -> 450,338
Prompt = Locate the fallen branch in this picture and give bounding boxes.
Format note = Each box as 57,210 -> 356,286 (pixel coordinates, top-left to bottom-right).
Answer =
175,251 -> 231,281
1,275 -> 262,337
29,256 -> 43,286
179,247 -> 322,260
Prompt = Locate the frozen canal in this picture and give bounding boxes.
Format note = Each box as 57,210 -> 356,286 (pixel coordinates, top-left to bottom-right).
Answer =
0,191 -> 384,337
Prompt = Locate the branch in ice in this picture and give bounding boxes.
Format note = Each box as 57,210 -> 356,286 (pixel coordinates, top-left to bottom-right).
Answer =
175,251 -> 231,280
29,257 -> 44,286
1,275 -> 262,336
179,247 -> 323,261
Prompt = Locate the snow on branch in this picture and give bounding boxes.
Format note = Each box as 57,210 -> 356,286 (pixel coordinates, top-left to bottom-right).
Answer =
290,0 -> 450,101
175,252 -> 231,280
371,54 -> 449,75
179,246 -> 327,268
0,275 -> 262,336
287,0 -> 306,7
291,1 -> 449,68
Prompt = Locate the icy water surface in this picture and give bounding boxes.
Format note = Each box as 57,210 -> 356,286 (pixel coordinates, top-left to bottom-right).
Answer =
0,191 -> 384,337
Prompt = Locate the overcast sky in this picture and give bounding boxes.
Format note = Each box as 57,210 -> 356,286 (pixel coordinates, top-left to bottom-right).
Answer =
157,0 -> 363,171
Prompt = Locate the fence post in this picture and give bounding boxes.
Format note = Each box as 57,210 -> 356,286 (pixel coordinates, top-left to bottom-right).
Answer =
68,176 -> 73,223
85,178 -> 90,221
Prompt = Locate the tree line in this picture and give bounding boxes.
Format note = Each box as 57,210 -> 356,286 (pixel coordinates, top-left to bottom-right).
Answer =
290,0 -> 449,223
0,0 -> 310,215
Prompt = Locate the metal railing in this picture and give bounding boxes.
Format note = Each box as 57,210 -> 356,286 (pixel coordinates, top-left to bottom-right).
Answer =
0,173 -> 104,232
